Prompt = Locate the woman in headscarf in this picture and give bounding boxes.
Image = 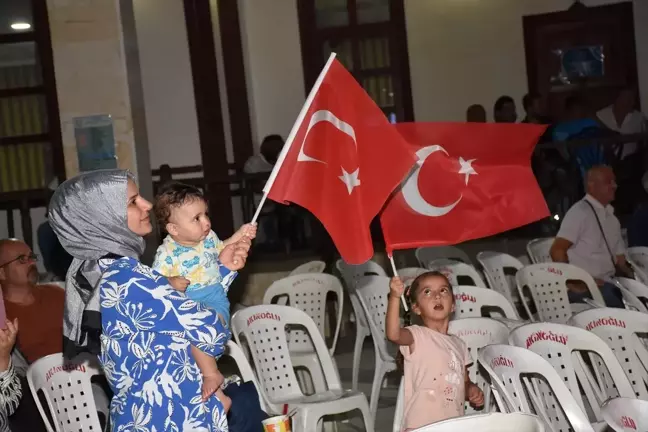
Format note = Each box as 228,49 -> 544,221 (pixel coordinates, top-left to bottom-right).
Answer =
48,169 -> 249,431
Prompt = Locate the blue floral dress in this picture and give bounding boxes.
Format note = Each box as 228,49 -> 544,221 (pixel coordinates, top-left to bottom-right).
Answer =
98,257 -> 232,431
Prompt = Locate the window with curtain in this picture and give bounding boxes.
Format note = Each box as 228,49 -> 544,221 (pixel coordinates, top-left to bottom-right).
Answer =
297,0 -> 413,122
0,0 -> 63,193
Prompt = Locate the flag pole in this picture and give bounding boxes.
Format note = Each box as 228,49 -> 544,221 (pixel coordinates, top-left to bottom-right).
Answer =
251,52 -> 338,224
387,254 -> 408,311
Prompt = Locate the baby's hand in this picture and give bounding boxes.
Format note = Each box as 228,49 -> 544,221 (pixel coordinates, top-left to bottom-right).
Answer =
467,382 -> 484,407
168,276 -> 190,292
389,276 -> 405,298
231,223 -> 257,243
241,223 -> 257,240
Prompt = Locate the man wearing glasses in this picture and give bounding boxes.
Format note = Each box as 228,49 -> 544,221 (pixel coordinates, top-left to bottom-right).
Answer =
0,239 -> 64,364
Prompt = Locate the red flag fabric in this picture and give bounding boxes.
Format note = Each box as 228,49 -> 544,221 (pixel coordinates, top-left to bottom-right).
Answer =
380,122 -> 549,252
266,58 -> 416,264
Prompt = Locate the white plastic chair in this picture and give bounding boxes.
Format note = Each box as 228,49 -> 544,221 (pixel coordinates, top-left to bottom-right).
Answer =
425,258 -> 487,287
509,322 -> 635,426
223,341 -> 271,413
526,238 -> 554,264
614,277 -> 648,312
601,397 -> 648,432
336,259 -> 387,391
570,308 -> 648,399
354,275 -> 397,419
477,251 -> 524,305
290,260 -> 327,276
478,344 -> 596,432
231,305 -> 374,432
27,353 -> 104,432
452,285 -> 519,323
263,274 -> 344,395
397,267 -> 428,286
448,317 -> 510,414
627,247 -> 648,284
415,246 -> 472,267
516,263 -> 605,324
411,412 -> 546,432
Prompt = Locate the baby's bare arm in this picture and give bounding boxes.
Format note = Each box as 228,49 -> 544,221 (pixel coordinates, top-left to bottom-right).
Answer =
168,276 -> 190,292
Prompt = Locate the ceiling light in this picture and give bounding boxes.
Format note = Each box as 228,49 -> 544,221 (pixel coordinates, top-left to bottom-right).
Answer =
11,22 -> 31,31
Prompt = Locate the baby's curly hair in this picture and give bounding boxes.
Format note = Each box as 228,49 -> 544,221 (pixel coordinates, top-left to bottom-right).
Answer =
396,271 -> 453,373
154,181 -> 206,228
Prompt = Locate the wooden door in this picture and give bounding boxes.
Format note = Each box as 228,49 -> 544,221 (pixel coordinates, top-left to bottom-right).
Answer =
523,2 -> 639,121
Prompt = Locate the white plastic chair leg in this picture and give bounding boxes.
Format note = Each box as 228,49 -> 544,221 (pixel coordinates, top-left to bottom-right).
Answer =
352,327 -> 368,391
369,359 -> 390,418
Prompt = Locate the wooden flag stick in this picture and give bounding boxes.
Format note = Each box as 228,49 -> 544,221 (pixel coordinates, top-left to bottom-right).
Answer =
388,253 -> 408,311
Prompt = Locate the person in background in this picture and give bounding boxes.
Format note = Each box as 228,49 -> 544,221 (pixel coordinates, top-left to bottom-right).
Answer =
627,171 -> 648,248
0,318 -> 21,432
36,208 -> 73,281
0,239 -> 64,364
597,86 -> 646,159
521,93 -> 550,124
243,134 -> 284,174
493,95 -> 517,123
0,239 -> 65,431
466,104 -> 486,122
550,166 -> 631,308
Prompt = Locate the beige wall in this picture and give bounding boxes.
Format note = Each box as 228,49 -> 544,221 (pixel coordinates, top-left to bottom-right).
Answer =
239,0 -> 305,147
0,0 -> 155,263
406,0 -> 648,122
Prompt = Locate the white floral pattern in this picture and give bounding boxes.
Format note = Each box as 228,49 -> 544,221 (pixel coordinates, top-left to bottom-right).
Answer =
99,257 -> 231,431
0,362 -> 21,432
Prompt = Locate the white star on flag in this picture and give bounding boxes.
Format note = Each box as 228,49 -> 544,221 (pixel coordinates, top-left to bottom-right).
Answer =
339,167 -> 361,194
458,157 -> 477,185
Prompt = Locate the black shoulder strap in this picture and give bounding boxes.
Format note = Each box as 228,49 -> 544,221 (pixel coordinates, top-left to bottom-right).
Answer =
583,199 -> 617,268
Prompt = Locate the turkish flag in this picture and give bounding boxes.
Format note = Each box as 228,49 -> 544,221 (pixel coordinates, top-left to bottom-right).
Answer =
380,122 -> 549,252
266,57 -> 416,264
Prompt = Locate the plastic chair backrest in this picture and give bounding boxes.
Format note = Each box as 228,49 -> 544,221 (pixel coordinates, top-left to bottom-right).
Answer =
263,273 -> 344,354
411,412 -> 546,432
601,397 -> 648,432
615,277 -> 648,312
415,246 -> 472,267
289,260 -> 326,276
509,322 -> 635,424
26,353 -> 103,432
448,318 -> 509,413
526,238 -> 554,264
397,267 -> 428,287
478,344 -> 595,432
627,247 -> 648,284
354,276 -> 395,362
570,307 -> 648,399
452,285 -> 518,320
223,341 -> 270,413
335,259 -> 383,331
231,305 -> 341,404
477,251 -> 524,305
336,259 -> 387,288
425,259 -> 487,287
515,263 -> 604,323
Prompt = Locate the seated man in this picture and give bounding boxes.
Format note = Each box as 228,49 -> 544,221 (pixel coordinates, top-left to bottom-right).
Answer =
0,239 -> 67,431
550,166 -> 631,308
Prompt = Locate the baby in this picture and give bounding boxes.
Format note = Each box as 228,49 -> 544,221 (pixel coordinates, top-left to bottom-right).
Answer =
152,181 -> 256,408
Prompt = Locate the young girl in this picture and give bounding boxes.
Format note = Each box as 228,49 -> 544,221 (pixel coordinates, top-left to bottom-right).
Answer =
386,271 -> 484,431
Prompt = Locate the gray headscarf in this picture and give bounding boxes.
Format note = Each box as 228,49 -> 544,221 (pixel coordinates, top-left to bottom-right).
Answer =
48,169 -> 146,358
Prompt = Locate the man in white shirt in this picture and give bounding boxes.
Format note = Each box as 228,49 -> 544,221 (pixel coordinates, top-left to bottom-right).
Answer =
597,88 -> 646,158
550,166 -> 631,308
